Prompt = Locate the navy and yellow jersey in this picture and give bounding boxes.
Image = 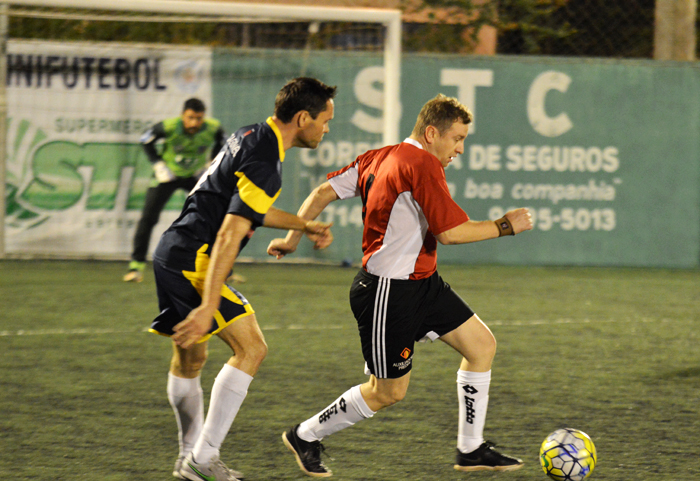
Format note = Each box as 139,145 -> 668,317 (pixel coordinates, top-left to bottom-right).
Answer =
141,117 -> 225,178
153,117 -> 285,271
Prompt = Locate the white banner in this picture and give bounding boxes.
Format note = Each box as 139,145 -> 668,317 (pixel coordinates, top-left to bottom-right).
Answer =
6,40 -> 213,257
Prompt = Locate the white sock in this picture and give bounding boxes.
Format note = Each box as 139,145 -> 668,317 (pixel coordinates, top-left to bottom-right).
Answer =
298,385 -> 375,442
192,364 -> 253,464
456,370 -> 491,454
167,373 -> 204,457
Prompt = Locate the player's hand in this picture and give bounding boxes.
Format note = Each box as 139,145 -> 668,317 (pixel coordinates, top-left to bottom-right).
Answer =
172,306 -> 214,349
153,160 -> 176,183
310,228 -> 334,250
267,238 -> 296,259
303,221 -> 334,250
505,208 -> 534,234
303,220 -> 332,236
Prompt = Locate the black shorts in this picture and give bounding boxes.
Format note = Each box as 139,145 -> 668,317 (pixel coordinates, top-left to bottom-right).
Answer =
151,258 -> 254,343
349,269 -> 475,379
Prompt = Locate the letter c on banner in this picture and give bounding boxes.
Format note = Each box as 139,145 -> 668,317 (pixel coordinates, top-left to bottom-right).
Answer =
527,71 -> 573,138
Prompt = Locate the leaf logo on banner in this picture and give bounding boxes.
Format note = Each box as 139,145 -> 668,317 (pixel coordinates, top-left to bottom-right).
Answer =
5,118 -> 50,230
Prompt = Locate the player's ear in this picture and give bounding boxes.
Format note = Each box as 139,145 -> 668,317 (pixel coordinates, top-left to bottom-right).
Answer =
424,125 -> 438,144
296,110 -> 310,128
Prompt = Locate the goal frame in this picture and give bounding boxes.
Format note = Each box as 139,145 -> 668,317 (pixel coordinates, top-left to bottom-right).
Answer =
0,0 -> 402,258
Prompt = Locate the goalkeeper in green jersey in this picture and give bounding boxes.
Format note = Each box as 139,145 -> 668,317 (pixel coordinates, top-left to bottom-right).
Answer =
124,98 -> 225,283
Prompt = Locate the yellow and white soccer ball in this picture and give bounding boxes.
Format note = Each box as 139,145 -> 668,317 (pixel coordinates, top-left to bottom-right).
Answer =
539,428 -> 597,481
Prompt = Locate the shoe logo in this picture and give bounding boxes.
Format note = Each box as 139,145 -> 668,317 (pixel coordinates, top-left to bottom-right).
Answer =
187,463 -> 216,481
400,348 -> 411,359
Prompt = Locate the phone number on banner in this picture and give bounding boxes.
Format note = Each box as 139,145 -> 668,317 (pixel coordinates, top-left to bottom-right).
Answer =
488,206 -> 616,232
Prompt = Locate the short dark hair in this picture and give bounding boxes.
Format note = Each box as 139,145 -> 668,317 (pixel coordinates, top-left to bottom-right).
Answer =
183,98 -> 206,113
411,94 -> 473,137
274,77 -> 337,123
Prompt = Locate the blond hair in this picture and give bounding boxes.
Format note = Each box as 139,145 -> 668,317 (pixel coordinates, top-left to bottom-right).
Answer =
411,94 -> 473,137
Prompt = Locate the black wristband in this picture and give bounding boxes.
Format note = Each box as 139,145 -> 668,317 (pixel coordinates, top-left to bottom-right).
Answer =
495,216 -> 514,236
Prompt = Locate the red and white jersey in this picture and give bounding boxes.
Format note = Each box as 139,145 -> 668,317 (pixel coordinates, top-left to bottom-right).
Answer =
327,139 -> 469,280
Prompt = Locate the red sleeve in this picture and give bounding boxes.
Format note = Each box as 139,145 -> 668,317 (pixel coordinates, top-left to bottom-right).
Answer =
411,158 -> 469,235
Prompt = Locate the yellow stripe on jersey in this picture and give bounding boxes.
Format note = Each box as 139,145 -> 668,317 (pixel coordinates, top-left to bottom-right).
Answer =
266,117 -> 285,162
234,171 -> 281,214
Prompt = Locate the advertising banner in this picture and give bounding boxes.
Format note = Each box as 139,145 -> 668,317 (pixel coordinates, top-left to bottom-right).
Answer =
6,40 -> 212,257
6,43 -> 700,267
399,56 -> 700,268
211,52 -> 700,268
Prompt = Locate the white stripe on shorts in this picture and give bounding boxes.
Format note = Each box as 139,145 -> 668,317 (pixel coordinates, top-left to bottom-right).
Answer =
372,277 -> 391,378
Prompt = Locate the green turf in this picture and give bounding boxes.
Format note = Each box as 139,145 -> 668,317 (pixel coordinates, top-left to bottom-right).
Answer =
1,260 -> 698,480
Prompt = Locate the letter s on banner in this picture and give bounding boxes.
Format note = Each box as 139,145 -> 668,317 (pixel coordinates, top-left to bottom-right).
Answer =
527,71 -> 573,138
351,66 -> 386,134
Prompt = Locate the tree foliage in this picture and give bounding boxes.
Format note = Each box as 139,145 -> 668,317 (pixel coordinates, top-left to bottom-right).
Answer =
401,0 -> 575,54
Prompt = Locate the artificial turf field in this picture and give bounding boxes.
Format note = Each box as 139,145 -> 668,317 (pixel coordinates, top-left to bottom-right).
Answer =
1,260 -> 698,481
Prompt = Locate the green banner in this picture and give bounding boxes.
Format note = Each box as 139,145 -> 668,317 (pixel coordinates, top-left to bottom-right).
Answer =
400,56 -> 700,268
7,43 -> 699,267
213,51 -> 700,268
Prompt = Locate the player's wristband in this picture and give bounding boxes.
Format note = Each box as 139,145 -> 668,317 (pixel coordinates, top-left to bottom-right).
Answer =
495,216 -> 514,236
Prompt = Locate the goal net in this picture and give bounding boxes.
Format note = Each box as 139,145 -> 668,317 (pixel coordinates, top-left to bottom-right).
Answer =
2,0 -> 401,263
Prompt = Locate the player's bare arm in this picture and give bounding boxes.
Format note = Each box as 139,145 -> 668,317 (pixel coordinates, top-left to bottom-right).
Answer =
436,208 -> 533,245
263,206 -> 332,236
172,213 -> 252,349
267,181 -> 339,259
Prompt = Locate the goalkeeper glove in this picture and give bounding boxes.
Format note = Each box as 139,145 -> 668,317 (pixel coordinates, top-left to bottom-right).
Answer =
153,160 -> 176,183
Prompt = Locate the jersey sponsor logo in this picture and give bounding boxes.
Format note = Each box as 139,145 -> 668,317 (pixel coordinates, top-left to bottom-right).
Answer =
400,347 -> 411,359
392,358 -> 412,370
318,397 -> 347,423
226,134 -> 241,158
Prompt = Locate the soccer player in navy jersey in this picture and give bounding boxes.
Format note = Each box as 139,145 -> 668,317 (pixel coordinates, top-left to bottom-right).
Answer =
149,78 -> 336,481
268,94 -> 533,477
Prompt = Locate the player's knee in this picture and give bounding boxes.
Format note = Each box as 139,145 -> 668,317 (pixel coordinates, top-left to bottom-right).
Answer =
374,384 -> 407,408
251,338 -> 268,365
239,336 -> 268,367
484,334 -> 497,360
171,353 -> 207,377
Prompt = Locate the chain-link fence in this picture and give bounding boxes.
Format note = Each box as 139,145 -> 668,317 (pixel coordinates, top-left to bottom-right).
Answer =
2,1 -> 696,59
496,0 -> 656,58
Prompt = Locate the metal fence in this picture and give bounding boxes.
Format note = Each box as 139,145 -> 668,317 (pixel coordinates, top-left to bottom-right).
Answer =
496,0 -> 656,58
4,1 -> 671,59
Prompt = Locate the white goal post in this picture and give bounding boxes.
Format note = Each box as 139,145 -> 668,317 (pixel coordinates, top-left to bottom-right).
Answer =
0,0 -> 402,258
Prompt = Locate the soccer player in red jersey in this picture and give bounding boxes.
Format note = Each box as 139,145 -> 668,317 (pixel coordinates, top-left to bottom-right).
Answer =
269,94 -> 533,477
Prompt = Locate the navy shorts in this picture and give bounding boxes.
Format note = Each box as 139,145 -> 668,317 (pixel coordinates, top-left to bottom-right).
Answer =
349,269 -> 475,379
151,258 -> 254,343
